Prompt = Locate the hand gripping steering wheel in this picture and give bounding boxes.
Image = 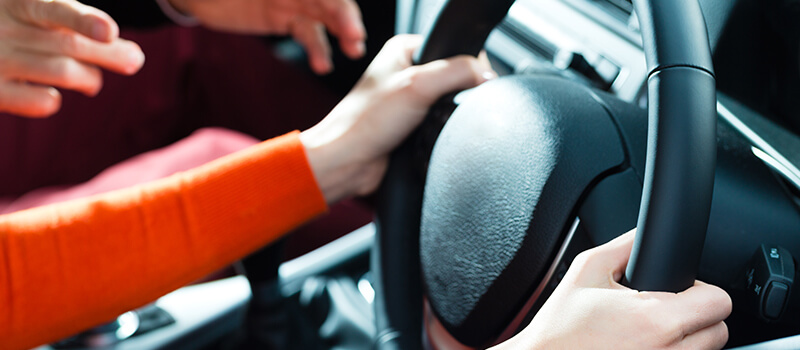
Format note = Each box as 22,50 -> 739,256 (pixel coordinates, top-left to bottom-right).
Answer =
371,0 -> 717,348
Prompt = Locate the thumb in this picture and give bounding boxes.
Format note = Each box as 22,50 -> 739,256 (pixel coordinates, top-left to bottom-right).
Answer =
571,229 -> 636,287
16,0 -> 119,42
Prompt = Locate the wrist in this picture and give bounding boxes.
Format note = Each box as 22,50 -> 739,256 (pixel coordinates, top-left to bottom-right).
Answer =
300,124 -> 383,204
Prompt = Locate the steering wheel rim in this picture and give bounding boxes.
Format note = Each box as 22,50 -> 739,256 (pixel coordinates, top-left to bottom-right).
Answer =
371,0 -> 717,348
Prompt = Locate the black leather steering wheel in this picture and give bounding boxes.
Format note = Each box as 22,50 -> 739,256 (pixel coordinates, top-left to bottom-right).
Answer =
372,0 -> 717,348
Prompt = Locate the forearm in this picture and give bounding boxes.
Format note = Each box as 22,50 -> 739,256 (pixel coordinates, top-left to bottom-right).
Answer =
0,131 -> 326,349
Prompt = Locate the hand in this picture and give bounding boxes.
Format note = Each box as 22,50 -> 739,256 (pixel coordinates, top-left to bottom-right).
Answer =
300,34 -> 496,203
495,230 -> 732,350
168,0 -> 366,75
0,0 -> 145,118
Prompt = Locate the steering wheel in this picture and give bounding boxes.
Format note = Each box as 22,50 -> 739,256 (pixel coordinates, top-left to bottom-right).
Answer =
371,0 -> 717,348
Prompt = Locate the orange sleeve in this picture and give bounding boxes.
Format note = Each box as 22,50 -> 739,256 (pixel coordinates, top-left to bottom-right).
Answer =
0,131 -> 327,350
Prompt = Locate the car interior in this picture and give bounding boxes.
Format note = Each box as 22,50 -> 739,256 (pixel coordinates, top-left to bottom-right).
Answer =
38,0 -> 800,349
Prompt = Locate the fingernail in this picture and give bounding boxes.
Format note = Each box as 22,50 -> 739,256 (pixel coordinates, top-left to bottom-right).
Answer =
40,88 -> 62,117
355,41 -> 366,57
482,70 -> 498,81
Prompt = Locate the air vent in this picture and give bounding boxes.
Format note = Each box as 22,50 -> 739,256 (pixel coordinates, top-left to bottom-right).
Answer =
497,17 -> 559,61
587,0 -> 632,22
561,0 -> 640,41
600,0 -> 633,15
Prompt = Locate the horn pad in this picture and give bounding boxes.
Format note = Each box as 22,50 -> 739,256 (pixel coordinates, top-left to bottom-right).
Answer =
420,76 -> 627,346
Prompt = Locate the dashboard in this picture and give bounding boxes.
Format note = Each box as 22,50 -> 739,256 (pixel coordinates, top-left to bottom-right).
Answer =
396,0 -> 800,209
399,0 -> 800,135
400,0 -> 650,104
397,0 -> 767,104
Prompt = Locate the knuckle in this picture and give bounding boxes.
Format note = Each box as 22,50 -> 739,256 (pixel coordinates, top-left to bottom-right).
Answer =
385,34 -> 414,52
49,58 -> 76,82
629,295 -> 683,347
647,313 -> 683,347
661,319 -> 685,345
571,250 -> 591,267
323,4 -> 343,19
57,32 -> 82,54
25,0 -> 48,22
572,249 -> 597,269
383,35 -> 404,51
453,56 -> 482,77
397,67 -> 429,101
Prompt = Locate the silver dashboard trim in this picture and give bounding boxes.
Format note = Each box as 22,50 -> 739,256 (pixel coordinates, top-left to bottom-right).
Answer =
718,101 -> 800,192
494,217 -> 581,342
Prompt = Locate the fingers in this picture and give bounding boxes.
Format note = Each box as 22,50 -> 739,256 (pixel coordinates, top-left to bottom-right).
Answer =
679,322 -> 729,350
405,55 -> 496,106
0,81 -> 61,117
310,0 -> 365,59
630,281 -> 731,348
0,0 -> 141,115
291,17 -> 333,75
13,0 -> 119,42
370,35 -> 493,106
581,230 -> 731,339
14,26 -> 144,75
0,49 -> 102,96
